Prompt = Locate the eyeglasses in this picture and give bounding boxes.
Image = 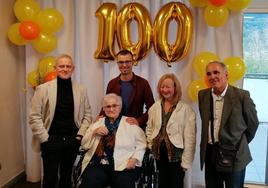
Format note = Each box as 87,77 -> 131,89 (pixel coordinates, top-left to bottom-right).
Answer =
206,70 -> 220,76
117,61 -> 132,65
103,104 -> 120,109
56,64 -> 73,69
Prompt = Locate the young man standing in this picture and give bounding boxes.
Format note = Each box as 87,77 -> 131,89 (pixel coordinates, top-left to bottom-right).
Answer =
104,49 -> 154,129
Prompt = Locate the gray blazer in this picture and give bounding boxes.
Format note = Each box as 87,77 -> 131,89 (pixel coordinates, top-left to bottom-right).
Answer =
198,85 -> 259,171
29,79 -> 93,152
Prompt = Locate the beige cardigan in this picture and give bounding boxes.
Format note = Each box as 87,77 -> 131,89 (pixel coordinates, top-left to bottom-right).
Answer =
81,116 -> 146,174
146,100 -> 196,169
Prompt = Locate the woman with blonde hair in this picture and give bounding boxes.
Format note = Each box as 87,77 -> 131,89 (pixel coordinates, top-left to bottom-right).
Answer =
146,73 -> 196,188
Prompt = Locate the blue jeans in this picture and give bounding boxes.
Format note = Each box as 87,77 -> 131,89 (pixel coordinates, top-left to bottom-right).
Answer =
205,144 -> 246,188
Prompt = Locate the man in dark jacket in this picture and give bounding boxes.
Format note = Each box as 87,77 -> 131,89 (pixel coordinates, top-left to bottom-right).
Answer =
198,61 -> 259,188
103,49 -> 154,129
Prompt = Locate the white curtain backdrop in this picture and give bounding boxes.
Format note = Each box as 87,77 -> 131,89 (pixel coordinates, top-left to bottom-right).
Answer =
22,0 -> 243,187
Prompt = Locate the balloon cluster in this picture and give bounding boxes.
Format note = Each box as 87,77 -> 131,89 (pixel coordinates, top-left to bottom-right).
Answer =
7,0 -> 64,53
189,0 -> 252,27
27,56 -> 57,88
188,51 -> 246,101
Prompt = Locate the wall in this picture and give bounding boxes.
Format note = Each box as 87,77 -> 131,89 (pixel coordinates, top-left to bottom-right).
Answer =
0,0 -> 25,186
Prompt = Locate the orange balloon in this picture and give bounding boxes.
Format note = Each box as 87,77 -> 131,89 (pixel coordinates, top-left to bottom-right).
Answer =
208,0 -> 227,7
19,21 -> 40,40
44,71 -> 57,83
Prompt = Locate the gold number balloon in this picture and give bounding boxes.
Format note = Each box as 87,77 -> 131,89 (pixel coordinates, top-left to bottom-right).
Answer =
94,3 -> 117,61
153,2 -> 193,63
117,3 -> 152,62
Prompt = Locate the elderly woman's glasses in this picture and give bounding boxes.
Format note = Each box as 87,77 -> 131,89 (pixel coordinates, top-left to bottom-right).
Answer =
103,104 -> 120,109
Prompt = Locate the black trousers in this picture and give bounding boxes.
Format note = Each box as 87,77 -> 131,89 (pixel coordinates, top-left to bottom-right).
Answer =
156,143 -> 185,188
79,164 -> 140,188
41,135 -> 80,188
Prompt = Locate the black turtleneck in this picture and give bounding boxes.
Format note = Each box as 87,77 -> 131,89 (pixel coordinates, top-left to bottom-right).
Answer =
49,77 -> 78,136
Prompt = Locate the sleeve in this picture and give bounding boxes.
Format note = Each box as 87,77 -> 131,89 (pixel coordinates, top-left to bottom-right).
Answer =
77,88 -> 93,136
242,90 -> 259,143
136,80 -> 155,127
181,106 -> 197,169
81,121 -> 101,150
132,126 -> 147,166
145,106 -> 154,150
28,86 -> 49,143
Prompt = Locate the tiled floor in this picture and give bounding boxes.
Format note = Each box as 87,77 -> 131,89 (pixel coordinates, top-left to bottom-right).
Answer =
245,123 -> 268,184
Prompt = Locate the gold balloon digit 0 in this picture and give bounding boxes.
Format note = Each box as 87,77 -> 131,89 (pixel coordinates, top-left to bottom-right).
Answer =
153,2 -> 193,63
117,3 -> 152,62
94,3 -> 117,61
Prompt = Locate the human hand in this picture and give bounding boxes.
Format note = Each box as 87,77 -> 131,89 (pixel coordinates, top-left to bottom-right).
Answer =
126,117 -> 138,126
126,158 -> 137,169
94,127 -> 109,136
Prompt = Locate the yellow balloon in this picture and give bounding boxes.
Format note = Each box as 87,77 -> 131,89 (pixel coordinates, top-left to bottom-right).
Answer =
204,5 -> 229,27
188,79 -> 207,102
7,23 -> 28,45
227,0 -> 251,12
27,70 -> 39,87
32,33 -> 57,53
153,2 -> 193,63
36,8 -> 64,33
224,57 -> 246,82
94,3 -> 117,61
189,0 -> 208,7
14,0 -> 40,22
38,56 -> 56,82
117,3 -> 152,62
193,51 -> 220,77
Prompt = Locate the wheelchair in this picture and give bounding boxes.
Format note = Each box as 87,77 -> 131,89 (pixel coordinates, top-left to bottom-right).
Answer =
72,149 -> 158,188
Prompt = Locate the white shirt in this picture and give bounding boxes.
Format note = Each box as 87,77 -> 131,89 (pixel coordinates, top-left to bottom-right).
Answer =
208,85 -> 228,144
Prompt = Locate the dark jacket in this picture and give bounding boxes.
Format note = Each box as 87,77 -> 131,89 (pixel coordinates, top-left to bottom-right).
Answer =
103,73 -> 154,129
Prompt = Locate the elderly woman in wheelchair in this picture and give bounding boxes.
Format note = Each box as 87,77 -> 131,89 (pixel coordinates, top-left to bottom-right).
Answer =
78,93 -> 146,188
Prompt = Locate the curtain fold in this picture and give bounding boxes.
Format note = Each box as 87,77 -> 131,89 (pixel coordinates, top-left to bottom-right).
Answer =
23,1 -> 243,187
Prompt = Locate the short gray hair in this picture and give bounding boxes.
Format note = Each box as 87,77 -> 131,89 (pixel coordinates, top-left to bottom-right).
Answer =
55,54 -> 73,65
102,93 -> 122,108
206,61 -> 227,72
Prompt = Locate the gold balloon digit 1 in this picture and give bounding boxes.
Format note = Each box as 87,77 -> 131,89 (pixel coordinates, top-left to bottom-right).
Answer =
94,3 -> 117,61
117,3 -> 152,62
153,2 -> 193,63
